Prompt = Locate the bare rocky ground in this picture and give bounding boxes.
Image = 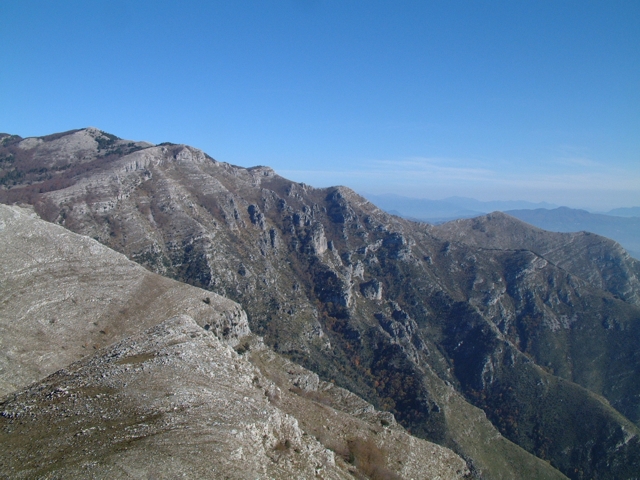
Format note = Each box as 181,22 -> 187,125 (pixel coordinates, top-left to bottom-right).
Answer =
249,343 -> 470,479
0,203 -> 469,479
0,203 -> 247,397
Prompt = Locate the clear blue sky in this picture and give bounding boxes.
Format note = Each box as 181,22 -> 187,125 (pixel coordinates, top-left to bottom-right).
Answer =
2,1 -> 639,210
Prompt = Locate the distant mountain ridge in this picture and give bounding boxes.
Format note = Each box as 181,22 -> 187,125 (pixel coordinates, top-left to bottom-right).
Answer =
362,193 -> 559,223
3,128 -> 640,479
606,206 -> 640,218
505,207 -> 640,259
363,193 -> 640,259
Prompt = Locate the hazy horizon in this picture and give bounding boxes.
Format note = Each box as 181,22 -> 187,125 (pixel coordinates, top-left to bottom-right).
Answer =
358,191 -> 638,215
2,1 -> 638,211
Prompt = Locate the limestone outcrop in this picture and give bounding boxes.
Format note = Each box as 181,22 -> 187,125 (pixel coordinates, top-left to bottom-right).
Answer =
0,203 -> 248,397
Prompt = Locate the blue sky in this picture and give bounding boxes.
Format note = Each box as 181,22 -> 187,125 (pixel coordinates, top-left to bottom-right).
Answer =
1,1 -> 639,210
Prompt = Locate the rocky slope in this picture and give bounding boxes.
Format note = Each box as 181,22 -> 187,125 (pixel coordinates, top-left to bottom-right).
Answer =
2,128 -> 640,478
0,203 -> 247,397
0,200 -> 468,479
0,315 -> 468,479
505,207 -> 640,260
431,212 -> 640,306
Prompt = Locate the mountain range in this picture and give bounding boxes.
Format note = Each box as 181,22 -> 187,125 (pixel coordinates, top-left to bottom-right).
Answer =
361,193 -> 560,222
2,128 -> 640,479
364,194 -> 640,259
504,208 -> 640,260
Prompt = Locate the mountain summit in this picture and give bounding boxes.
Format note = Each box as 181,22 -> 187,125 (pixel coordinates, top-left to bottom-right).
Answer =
2,128 -> 640,479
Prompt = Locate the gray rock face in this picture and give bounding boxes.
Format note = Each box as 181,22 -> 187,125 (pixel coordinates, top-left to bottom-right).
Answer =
0,315 -> 348,479
360,279 -> 383,300
3,128 -> 640,479
0,203 -> 248,397
431,212 -> 640,306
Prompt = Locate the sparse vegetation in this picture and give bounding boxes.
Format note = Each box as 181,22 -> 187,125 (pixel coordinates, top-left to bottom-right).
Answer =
339,438 -> 401,480
234,341 -> 250,355
0,168 -> 25,186
289,385 -> 333,406
94,132 -> 119,151
0,135 -> 21,146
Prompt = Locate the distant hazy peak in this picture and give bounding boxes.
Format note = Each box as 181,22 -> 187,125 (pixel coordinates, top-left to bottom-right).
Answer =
607,206 -> 640,218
